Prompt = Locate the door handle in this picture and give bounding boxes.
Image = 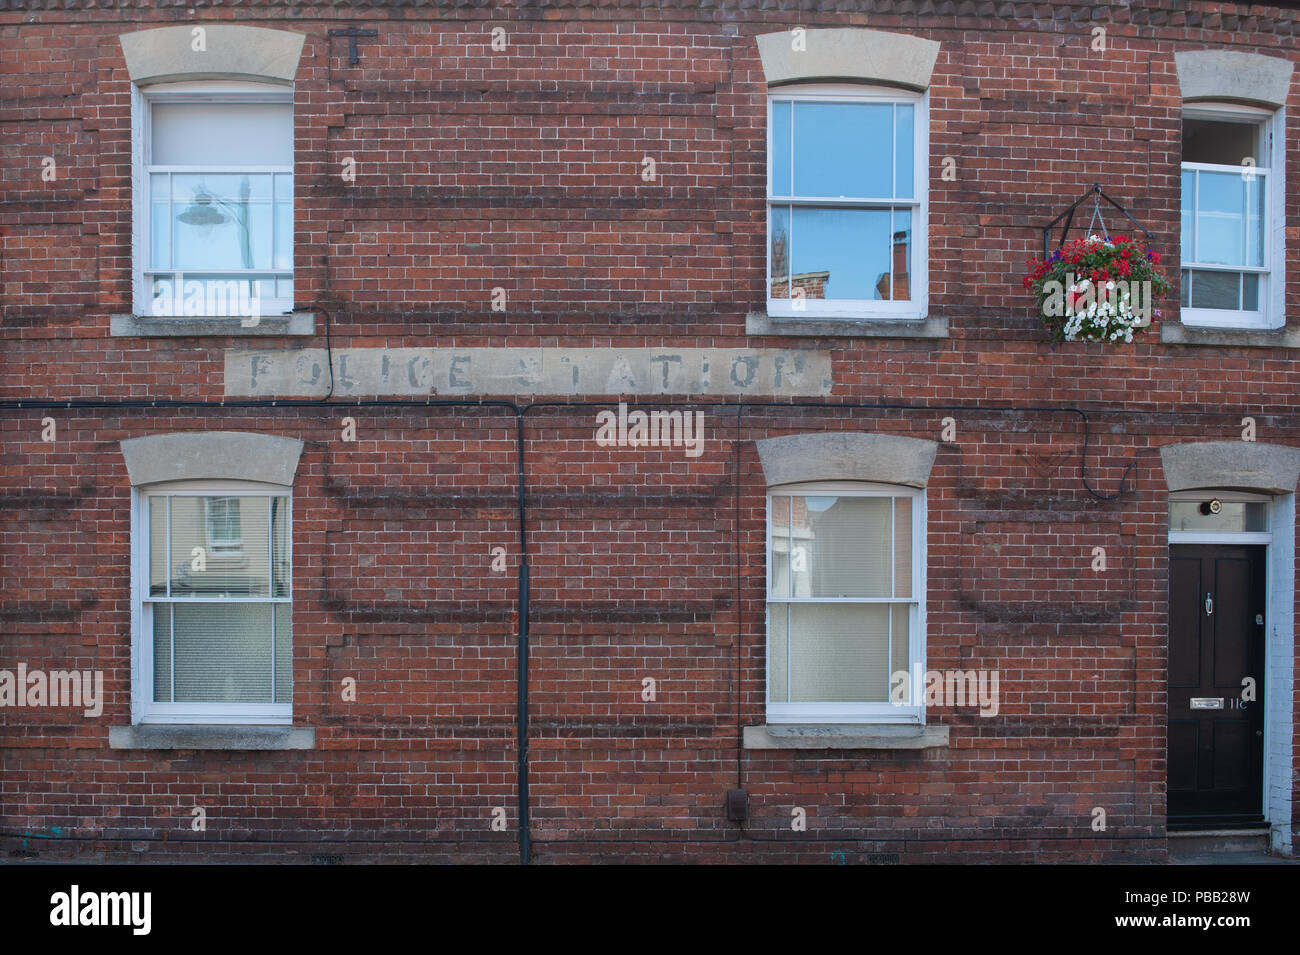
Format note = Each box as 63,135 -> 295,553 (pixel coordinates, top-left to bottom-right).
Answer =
1205,592 -> 1213,616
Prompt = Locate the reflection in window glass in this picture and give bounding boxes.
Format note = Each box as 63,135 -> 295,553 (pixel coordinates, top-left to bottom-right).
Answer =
143,491 -> 292,708
206,496 -> 242,551
1179,113 -> 1270,319
771,207 -> 914,303
769,205 -> 791,300
1170,500 -> 1267,533
1195,171 -> 1245,267
145,96 -> 293,316
789,101 -> 893,199
790,208 -> 891,302
767,490 -> 919,709
895,105 -> 915,199
768,94 -> 921,307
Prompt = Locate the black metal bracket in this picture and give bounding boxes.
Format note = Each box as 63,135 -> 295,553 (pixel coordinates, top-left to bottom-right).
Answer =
1041,183 -> 1156,258
328,28 -> 378,67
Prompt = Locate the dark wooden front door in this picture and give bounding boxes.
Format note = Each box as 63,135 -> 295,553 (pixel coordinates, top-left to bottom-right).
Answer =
1167,545 -> 1265,828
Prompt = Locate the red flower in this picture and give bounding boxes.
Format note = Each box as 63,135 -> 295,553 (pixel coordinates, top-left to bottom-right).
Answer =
1151,251 -> 1162,264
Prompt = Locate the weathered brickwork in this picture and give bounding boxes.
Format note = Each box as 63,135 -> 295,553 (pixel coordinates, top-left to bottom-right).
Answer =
1,0 -> 1298,863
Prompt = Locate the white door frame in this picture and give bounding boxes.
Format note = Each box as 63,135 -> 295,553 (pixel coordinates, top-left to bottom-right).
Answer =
1168,490 -> 1294,854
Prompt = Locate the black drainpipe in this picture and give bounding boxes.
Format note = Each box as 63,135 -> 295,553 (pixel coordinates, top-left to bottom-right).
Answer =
514,411 -> 531,865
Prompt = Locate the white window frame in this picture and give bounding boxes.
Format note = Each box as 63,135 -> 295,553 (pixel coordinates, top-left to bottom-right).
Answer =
766,84 -> 930,322
765,481 -> 927,724
131,80 -> 295,319
130,480 -> 292,725
1180,102 -> 1285,330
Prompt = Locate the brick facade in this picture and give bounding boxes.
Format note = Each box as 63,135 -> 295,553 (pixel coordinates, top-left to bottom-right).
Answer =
2,0 -> 1298,863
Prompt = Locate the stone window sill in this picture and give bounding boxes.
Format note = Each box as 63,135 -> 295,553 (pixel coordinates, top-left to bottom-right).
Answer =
110,312 -> 315,337
743,723 -> 949,750
109,724 -> 315,751
1160,323 -> 1300,349
746,311 -> 948,339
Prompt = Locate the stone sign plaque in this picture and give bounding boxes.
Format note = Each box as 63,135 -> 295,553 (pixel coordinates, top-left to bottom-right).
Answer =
225,347 -> 834,397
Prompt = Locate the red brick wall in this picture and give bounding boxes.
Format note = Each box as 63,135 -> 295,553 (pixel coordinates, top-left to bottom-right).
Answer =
2,1 -> 1298,862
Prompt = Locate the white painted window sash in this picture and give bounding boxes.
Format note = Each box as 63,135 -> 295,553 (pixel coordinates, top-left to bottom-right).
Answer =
765,482 -> 926,724
132,81 -> 295,318
132,481 -> 292,725
765,85 -> 930,322
1180,102 -> 1285,330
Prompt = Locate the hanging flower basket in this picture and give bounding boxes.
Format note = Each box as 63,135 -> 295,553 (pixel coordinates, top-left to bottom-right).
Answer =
1023,234 -> 1172,344
1029,184 -> 1172,345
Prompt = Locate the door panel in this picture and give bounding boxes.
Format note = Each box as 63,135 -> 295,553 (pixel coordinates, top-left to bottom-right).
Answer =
1167,721 -> 1198,792
1212,722 -> 1249,789
1212,559 -> 1251,684
1168,556 -> 1201,687
1167,545 -> 1265,827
